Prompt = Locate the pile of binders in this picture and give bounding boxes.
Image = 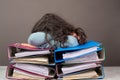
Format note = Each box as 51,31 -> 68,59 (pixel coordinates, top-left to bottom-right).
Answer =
6,43 -> 55,80
6,40 -> 105,80
54,40 -> 105,80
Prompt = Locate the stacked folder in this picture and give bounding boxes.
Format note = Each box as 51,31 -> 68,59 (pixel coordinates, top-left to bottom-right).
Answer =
6,40 -> 105,80
6,43 -> 55,80
54,40 -> 105,80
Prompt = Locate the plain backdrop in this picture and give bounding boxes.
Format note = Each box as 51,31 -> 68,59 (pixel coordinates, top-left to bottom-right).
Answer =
0,0 -> 120,66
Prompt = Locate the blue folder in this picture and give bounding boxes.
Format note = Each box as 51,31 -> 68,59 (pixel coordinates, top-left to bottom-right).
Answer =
54,40 -> 103,63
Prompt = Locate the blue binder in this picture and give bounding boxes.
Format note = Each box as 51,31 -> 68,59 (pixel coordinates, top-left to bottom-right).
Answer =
54,40 -> 103,63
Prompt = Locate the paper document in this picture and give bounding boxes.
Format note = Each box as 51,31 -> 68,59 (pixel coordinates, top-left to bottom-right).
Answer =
13,69 -> 45,80
13,57 -> 49,64
15,50 -> 50,58
63,47 -> 98,59
63,70 -> 98,80
13,63 -> 49,76
65,52 -> 99,63
62,63 -> 98,74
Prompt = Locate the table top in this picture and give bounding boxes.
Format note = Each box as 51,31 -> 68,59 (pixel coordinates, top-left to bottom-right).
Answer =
0,66 -> 120,80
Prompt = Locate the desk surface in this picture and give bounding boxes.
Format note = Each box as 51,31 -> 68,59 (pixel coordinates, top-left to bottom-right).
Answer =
0,66 -> 120,80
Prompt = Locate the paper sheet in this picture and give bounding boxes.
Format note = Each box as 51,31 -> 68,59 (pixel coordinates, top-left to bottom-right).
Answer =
63,47 -> 98,59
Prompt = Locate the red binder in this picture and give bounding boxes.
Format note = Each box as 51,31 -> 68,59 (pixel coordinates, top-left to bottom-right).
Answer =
6,64 -> 55,80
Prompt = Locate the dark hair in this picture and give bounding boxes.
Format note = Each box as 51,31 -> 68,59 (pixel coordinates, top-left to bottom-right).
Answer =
75,27 -> 87,44
31,13 -> 87,47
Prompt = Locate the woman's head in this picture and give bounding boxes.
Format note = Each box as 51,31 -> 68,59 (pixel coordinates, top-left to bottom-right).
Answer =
31,13 -> 87,47
31,13 -> 74,42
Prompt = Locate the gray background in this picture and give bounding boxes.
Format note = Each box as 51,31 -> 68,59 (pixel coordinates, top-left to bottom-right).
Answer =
0,0 -> 120,66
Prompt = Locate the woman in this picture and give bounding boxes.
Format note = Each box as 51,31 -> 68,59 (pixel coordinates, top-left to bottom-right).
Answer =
28,13 -> 87,48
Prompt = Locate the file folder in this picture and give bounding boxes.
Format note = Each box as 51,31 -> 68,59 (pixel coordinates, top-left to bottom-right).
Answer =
57,65 -> 104,80
54,41 -> 103,63
8,43 -> 53,58
64,47 -> 105,64
10,53 -> 55,65
6,64 -> 55,79
7,43 -> 55,65
56,63 -> 101,76
6,65 -> 46,80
